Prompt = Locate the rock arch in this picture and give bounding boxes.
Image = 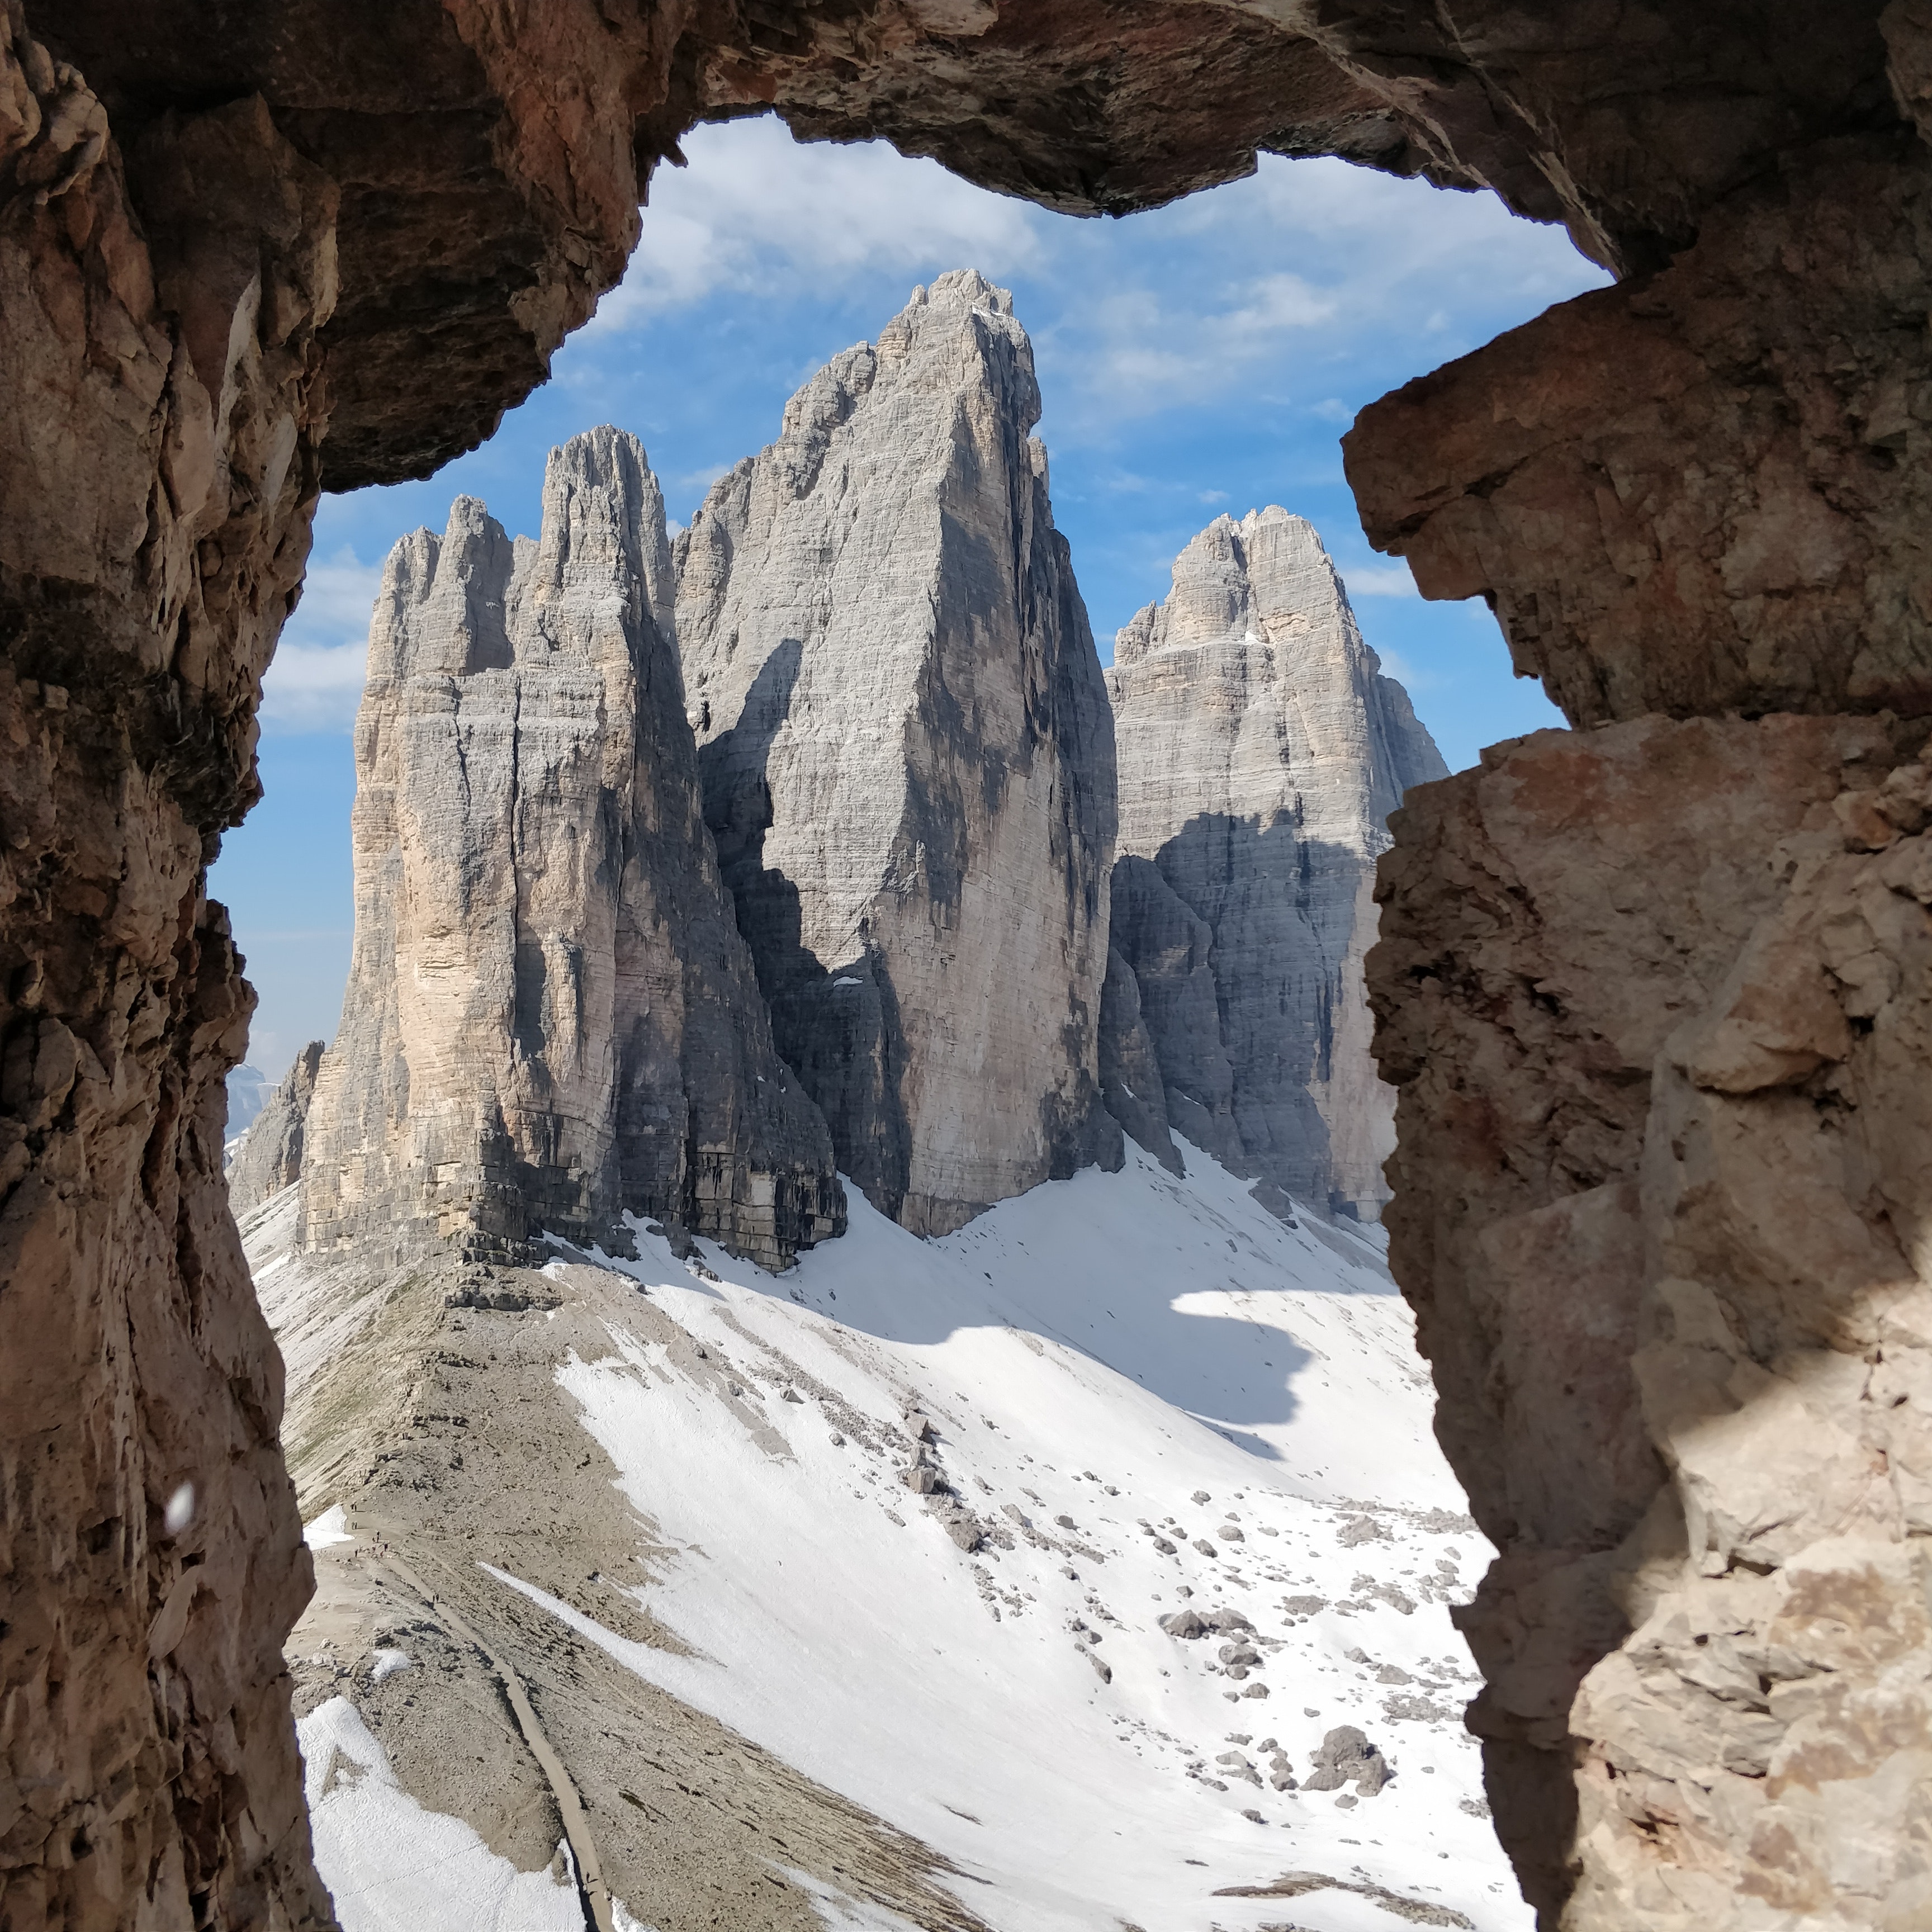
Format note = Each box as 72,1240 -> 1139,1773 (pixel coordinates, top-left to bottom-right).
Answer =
1,3 -> 1921,1925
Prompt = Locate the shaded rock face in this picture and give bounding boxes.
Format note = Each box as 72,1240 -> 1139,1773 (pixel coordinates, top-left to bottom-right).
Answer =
1370,714 -> 1932,1928
676,272 -> 1119,1237
1106,509 -> 1446,1220
1345,134 -> 1932,730
228,1038 -> 325,1214
1342,61 -> 1932,1917
1097,943 -> 1181,1176
0,13 -> 334,1926
296,428 -> 842,1270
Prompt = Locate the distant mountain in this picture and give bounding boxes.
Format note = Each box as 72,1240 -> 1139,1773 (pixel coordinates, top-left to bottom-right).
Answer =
224,1061 -> 271,1140
1106,508 -> 1447,1222
677,269 -> 1119,1237
288,428 -> 842,1271
222,277 -> 1506,1932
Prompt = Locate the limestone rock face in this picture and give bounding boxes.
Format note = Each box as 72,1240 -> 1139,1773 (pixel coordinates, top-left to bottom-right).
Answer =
296,428 -> 842,1269
1106,509 -> 1445,1220
1344,135 -> 1932,728
9,2 -> 1932,1926
0,16 -> 333,1925
228,1039 -> 324,1214
1097,943 -> 1182,1175
676,271 -> 1120,1236
1370,713 -> 1932,1928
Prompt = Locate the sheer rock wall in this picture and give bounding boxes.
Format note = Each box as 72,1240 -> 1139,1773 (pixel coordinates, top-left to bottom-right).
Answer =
227,1040 -> 325,1217
3,0 -> 1925,1924
1107,509 -> 1445,1220
676,272 -> 1119,1235
1350,55 -> 1932,1930
0,13 -> 334,1928
296,430 -> 842,1271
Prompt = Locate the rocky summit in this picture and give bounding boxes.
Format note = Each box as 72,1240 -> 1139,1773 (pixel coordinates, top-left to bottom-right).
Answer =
676,270 -> 1120,1237
215,278 -> 1504,1932
1106,508 -> 1446,1221
291,427 -> 842,1271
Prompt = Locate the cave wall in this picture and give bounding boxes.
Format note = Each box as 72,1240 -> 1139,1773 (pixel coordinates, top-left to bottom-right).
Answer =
1,0 -> 1924,1925
1347,77 -> 1932,1921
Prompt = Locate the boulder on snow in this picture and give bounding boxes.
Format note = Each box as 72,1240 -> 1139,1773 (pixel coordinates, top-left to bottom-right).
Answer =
1301,1725 -> 1391,1796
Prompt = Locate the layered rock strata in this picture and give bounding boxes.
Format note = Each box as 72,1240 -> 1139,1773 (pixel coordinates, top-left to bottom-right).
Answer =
676,271 -> 1119,1236
228,1039 -> 324,1215
0,15 -> 333,1926
296,429 -> 842,1271
1106,509 -> 1445,1220
1370,716 -> 1932,1928
1350,100 -> 1932,1932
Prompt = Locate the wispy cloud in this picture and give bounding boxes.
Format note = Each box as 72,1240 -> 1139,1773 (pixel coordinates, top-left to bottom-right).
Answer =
262,545 -> 379,733
1341,563 -> 1420,599
591,120 -> 1044,330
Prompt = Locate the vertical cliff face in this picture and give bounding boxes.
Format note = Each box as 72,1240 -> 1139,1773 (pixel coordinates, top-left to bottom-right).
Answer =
228,1038 -> 324,1215
1105,508 -> 1445,1220
296,428 -> 842,1270
1350,119 -> 1932,1928
675,271 -> 1120,1237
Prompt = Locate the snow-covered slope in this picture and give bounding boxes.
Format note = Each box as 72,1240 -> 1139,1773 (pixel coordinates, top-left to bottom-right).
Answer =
258,1143 -> 1525,1932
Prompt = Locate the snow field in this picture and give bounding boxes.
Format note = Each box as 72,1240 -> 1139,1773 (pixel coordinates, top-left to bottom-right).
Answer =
488,1143 -> 1529,1932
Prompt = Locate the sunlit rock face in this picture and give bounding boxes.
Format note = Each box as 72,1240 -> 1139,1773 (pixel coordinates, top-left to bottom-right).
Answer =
675,271 -> 1120,1237
1371,712 -> 1932,1931
1106,509 -> 1446,1221
296,428 -> 842,1269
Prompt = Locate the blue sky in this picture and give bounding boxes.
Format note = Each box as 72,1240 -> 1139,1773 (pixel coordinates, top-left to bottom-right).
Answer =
212,117 -> 1606,1078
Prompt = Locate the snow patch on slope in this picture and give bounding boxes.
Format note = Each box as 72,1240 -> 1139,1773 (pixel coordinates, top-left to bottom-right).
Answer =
299,1696 -> 642,1931
496,1143 -> 1523,1932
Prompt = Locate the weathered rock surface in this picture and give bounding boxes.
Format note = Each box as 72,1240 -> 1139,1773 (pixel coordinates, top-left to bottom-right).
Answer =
1370,713 -> 1932,1928
1344,134 -> 1932,729
1097,944 -> 1182,1175
7,0 -> 1931,1925
676,272 -> 1119,1235
1107,509 -> 1445,1220
0,10 -> 332,1925
296,428 -> 842,1271
228,1039 -> 324,1215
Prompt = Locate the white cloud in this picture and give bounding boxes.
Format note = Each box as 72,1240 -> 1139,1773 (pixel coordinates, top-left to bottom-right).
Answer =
1340,562 -> 1419,599
261,640 -> 368,732
591,119 -> 1044,329
262,544 -> 380,732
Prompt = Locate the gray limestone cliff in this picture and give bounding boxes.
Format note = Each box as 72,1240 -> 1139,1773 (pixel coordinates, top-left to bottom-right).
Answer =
1106,508 -> 1446,1220
675,271 -> 1120,1237
296,428 -> 843,1270
228,1039 -> 324,1215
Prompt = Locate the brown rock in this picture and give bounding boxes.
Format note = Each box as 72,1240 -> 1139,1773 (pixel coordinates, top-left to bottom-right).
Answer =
4,0 -> 1931,1926
1369,711 -> 1932,1926
1344,139 -> 1932,727
0,10 -> 332,1924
